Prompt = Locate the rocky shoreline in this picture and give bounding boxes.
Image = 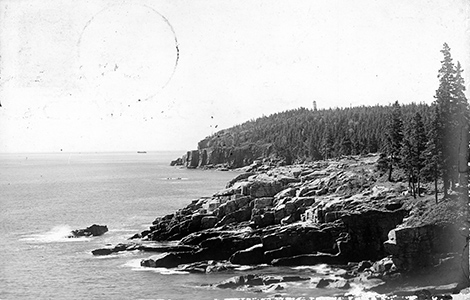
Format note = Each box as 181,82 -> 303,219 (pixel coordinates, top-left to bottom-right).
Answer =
94,154 -> 469,298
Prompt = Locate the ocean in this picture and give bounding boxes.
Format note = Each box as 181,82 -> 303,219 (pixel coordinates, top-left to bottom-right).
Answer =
0,152 -> 362,300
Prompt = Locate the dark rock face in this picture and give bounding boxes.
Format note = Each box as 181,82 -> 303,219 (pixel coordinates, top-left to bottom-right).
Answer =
265,209 -> 406,266
384,223 -> 467,272
175,137 -> 274,169
196,235 -> 263,262
261,223 -> 342,255
141,252 -> 199,268
170,157 -> 183,166
69,224 -> 108,238
340,209 -> 407,262
184,150 -> 200,168
198,144 -> 271,169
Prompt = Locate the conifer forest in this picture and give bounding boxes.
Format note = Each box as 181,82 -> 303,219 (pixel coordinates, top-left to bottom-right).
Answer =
201,43 -> 468,199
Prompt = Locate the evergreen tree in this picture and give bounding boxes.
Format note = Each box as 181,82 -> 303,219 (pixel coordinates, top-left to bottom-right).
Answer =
386,101 -> 403,181
434,43 -> 455,195
433,43 -> 469,198
424,104 -> 443,203
406,112 -> 427,197
401,120 -> 416,197
452,62 -> 469,193
452,61 -> 469,281
400,112 -> 426,198
320,126 -> 334,159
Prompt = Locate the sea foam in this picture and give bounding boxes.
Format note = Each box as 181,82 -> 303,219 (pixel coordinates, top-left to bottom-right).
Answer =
20,225 -> 88,243
122,259 -> 189,275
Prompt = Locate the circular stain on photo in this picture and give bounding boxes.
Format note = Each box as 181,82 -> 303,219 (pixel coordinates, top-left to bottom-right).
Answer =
78,4 -> 179,102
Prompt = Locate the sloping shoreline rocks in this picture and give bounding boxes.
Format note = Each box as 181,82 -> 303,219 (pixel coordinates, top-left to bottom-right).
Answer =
94,154 -> 469,296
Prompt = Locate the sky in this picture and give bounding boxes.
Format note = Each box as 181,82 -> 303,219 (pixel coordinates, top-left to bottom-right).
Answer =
0,0 -> 469,153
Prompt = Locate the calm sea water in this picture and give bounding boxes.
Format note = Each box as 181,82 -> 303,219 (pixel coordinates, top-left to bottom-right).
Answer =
0,152 -> 355,300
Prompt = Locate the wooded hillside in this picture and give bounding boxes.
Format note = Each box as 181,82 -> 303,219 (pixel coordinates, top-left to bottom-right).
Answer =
186,43 -> 467,201
198,103 -> 433,164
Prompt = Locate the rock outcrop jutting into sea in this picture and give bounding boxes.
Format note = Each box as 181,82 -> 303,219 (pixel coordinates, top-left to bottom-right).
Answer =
170,134 -> 273,169
96,154 -> 468,296
69,224 -> 108,238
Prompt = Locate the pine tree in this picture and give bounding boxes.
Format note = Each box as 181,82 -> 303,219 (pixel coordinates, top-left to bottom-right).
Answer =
320,126 -> 334,159
424,104 -> 443,203
433,43 -> 469,199
386,101 -> 403,181
453,62 -> 470,284
400,113 -> 426,198
435,43 -> 455,195
411,112 -> 427,196
452,62 -> 469,193
401,120 -> 416,197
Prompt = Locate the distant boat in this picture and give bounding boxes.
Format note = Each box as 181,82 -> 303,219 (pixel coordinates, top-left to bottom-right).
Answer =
137,151 -> 147,154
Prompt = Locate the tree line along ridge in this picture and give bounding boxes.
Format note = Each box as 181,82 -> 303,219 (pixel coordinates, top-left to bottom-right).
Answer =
196,43 -> 468,201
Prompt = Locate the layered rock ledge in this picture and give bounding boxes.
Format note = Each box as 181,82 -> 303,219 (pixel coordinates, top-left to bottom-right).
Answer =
97,154 -> 469,297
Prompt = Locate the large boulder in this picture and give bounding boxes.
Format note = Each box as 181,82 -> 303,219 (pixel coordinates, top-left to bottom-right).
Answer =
216,196 -> 252,218
246,178 -> 286,198
384,223 -> 467,272
69,224 -> 108,238
141,252 -> 199,268
215,206 -> 252,226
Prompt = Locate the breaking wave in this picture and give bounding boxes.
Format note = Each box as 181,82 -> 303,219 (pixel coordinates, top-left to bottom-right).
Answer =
122,258 -> 189,275
19,225 -> 88,243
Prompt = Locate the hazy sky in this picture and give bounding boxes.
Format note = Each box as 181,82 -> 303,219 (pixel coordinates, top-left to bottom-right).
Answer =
0,0 -> 468,153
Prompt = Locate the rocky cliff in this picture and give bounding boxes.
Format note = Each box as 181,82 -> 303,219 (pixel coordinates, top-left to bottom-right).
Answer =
97,154 -> 469,297
171,142 -> 273,169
